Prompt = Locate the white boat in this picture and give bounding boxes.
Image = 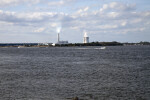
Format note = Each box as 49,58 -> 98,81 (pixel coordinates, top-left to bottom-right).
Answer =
18,46 -> 25,48
95,47 -> 106,50
100,47 -> 106,49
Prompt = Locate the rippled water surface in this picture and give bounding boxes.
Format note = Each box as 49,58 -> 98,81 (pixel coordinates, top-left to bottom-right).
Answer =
0,46 -> 150,100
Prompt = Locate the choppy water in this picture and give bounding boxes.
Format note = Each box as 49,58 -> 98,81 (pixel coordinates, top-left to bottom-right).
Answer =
0,46 -> 150,100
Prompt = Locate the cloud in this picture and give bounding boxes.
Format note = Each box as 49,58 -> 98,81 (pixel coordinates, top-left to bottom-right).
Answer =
0,1 -> 150,43
77,6 -> 89,13
121,21 -> 127,26
130,18 -> 142,24
0,0 -> 41,7
48,0 -> 64,6
0,10 -> 60,24
48,0 -> 75,6
83,7 -> 89,12
0,0 -> 20,7
107,12 -> 120,18
100,2 -> 136,12
51,23 -> 58,27
99,25 -> 118,29
33,27 -> 45,33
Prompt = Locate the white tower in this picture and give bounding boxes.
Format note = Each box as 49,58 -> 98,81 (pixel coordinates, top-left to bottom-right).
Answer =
83,32 -> 89,43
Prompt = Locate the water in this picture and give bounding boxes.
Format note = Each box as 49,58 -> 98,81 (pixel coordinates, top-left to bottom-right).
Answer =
0,46 -> 150,100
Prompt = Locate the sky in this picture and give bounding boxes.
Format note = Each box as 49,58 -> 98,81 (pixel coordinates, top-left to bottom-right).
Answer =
0,0 -> 150,43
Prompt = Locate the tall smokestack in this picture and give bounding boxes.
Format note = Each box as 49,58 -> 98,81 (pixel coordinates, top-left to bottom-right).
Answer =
58,33 -> 60,43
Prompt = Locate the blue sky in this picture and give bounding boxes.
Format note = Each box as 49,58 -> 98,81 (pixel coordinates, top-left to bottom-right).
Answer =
0,0 -> 150,43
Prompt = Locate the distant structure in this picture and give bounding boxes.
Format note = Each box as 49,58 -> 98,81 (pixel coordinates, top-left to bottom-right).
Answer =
83,32 -> 89,43
57,33 -> 68,44
58,33 -> 60,43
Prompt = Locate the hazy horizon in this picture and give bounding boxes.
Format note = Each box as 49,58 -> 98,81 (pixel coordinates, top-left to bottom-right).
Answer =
0,0 -> 150,43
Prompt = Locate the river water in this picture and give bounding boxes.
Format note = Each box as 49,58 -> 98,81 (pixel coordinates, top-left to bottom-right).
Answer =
0,46 -> 150,100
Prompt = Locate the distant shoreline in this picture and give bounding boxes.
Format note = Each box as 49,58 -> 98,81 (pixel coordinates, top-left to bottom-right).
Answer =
0,41 -> 150,48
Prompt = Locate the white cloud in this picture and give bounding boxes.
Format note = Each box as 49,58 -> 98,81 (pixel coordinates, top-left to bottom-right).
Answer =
100,4 -> 108,12
107,12 -> 119,18
99,2 -> 136,12
0,0 -> 19,6
131,18 -> 142,24
142,11 -> 150,17
83,7 -> 89,12
0,10 -> 59,24
33,27 -> 45,33
121,21 -> 127,26
99,25 -> 118,29
75,6 -> 90,17
51,23 -> 58,27
0,0 -> 40,7
48,0 -> 64,6
48,0 -> 75,6
76,6 -> 89,14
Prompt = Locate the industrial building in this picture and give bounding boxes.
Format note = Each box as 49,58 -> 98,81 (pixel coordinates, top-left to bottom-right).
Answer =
56,33 -> 68,44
